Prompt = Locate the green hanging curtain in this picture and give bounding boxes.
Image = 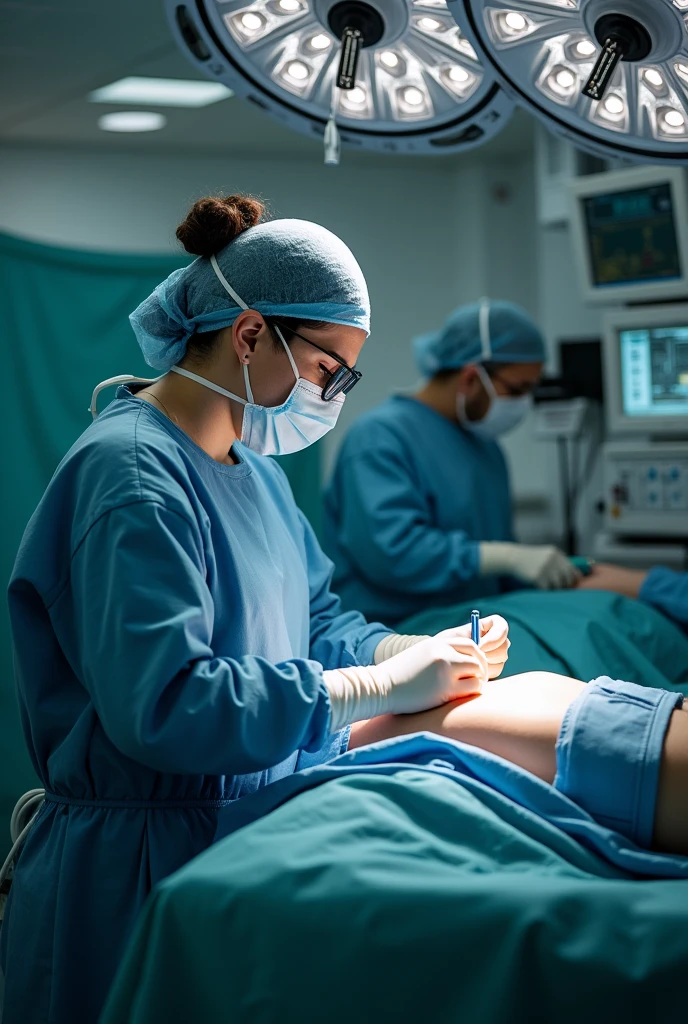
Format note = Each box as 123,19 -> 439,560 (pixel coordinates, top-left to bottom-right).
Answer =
0,231 -> 322,856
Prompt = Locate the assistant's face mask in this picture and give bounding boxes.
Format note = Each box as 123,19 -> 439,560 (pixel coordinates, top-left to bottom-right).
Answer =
457,365 -> 531,440
456,297 -> 531,440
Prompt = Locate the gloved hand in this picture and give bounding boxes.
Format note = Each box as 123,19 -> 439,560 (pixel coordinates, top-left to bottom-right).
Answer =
479,541 -> 579,590
324,636 -> 488,733
374,615 -> 510,679
434,614 -> 510,679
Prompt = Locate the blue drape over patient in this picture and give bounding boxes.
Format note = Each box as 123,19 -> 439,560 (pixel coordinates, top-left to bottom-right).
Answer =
1,388 -> 389,1024
641,566 -> 688,632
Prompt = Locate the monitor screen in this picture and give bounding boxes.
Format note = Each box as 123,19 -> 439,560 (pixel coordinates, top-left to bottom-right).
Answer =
583,183 -> 682,288
620,324 -> 688,418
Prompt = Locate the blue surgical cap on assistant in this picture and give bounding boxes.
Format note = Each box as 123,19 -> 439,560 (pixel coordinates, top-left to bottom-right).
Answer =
130,219 -> 371,371
413,299 -> 546,377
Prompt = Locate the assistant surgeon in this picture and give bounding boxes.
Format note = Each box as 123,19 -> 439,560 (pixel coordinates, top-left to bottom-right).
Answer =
324,300 -> 579,624
1,195 -> 510,1024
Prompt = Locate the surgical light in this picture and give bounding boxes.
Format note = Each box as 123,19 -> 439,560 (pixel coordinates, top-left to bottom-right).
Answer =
452,0 -> 688,162
166,0 -> 514,159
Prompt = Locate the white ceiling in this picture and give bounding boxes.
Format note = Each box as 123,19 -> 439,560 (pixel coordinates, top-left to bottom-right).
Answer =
0,0 -> 535,164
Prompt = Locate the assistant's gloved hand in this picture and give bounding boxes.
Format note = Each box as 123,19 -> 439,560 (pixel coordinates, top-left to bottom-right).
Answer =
324,636 -> 488,733
479,541 -> 579,590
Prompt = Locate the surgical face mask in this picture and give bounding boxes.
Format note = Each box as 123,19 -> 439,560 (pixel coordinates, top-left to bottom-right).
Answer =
457,364 -> 531,439
171,325 -> 344,457
174,253 -> 344,457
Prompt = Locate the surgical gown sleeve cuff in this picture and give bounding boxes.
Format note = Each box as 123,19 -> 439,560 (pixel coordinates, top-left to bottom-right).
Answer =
639,566 -> 688,627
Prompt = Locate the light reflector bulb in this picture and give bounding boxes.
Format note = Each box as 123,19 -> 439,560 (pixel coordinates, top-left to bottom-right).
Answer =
403,87 -> 424,106
285,60 -> 309,81
344,87 -> 366,105
644,69 -> 664,88
419,17 -> 442,31
278,0 -> 301,10
555,68 -> 575,89
661,108 -> 686,128
241,12 -> 263,31
309,33 -> 330,50
380,51 -> 399,68
599,92 -> 626,122
449,66 -> 470,83
504,11 -> 527,32
574,39 -> 596,57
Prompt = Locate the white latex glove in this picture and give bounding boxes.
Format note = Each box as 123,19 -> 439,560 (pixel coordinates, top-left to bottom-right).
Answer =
480,541 -> 579,590
324,636 -> 488,733
374,615 -> 510,679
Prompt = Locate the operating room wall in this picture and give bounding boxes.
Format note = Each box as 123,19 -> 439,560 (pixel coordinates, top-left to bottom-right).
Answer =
0,142 -> 593,540
0,143 -> 474,473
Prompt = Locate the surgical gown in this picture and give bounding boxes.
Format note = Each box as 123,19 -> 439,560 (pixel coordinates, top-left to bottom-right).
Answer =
1,388 -> 390,1024
323,395 -> 522,624
641,566 -> 688,632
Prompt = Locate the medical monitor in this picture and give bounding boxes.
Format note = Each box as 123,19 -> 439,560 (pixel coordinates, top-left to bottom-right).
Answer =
603,304 -> 688,438
568,167 -> 688,306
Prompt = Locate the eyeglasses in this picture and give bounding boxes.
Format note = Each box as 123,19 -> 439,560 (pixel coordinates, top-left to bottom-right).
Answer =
269,320 -> 362,402
487,369 -> 536,399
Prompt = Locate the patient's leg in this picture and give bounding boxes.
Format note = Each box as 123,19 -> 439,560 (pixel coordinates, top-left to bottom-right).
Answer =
349,672 -> 585,782
349,672 -> 688,856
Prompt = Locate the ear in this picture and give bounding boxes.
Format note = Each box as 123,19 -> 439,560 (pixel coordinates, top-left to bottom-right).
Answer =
456,364 -> 479,395
232,310 -> 267,365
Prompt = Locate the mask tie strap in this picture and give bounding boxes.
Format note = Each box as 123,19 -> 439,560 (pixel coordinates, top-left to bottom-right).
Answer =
210,255 -> 249,310
209,253 -> 296,400
272,324 -> 300,384
170,365 -> 248,405
478,298 -> 492,361
210,254 -> 257,403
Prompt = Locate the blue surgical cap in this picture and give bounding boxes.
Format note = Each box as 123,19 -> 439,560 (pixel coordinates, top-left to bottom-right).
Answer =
413,299 -> 546,377
130,219 -> 371,371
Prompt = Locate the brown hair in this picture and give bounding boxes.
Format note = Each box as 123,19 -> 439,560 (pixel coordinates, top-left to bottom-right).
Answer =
176,194 -> 333,365
176,194 -> 265,257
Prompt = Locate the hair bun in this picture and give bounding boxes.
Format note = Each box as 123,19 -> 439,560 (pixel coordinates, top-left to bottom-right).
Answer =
176,194 -> 265,257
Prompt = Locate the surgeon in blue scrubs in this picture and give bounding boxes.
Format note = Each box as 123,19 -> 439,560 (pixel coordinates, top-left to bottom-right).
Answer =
578,562 -> 688,632
1,195 -> 510,1024
324,299 -> 579,625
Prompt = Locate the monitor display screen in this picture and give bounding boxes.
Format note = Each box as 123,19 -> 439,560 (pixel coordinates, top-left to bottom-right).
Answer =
583,183 -> 682,288
620,324 -> 688,418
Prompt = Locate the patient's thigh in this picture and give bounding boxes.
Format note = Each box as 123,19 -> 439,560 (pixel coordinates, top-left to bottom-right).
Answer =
349,672 -> 586,783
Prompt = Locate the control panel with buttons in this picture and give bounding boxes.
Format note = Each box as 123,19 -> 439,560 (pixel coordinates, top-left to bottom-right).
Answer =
604,442 -> 688,537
